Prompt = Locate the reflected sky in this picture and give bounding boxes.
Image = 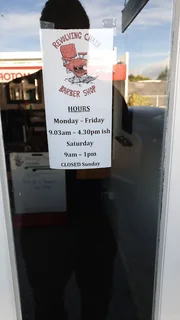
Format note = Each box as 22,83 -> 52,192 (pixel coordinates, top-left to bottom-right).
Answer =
0,0 -> 173,78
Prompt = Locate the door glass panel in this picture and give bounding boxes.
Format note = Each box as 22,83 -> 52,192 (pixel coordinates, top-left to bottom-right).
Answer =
0,0 -> 173,319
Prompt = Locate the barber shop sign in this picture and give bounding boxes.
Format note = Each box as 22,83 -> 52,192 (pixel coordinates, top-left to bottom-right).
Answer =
40,28 -> 113,169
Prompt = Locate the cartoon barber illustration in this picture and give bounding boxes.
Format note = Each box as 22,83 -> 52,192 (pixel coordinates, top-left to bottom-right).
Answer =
60,44 -> 97,84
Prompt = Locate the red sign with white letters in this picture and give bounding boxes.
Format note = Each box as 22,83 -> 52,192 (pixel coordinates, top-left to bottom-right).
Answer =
0,66 -> 42,83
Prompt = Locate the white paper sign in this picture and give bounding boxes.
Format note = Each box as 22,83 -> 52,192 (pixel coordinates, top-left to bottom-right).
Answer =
10,153 -> 66,214
40,29 -> 113,169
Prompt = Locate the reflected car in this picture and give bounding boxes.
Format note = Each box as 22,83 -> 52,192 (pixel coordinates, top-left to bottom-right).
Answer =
113,105 -> 165,183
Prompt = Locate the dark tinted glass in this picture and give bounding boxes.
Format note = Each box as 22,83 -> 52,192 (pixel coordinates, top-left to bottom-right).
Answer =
0,0 -> 172,319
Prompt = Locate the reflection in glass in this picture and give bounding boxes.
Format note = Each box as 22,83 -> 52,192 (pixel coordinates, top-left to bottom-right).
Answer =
0,0 -> 173,319
8,74 -> 41,104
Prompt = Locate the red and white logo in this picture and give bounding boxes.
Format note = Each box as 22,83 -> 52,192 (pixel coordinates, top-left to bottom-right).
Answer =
60,43 -> 97,85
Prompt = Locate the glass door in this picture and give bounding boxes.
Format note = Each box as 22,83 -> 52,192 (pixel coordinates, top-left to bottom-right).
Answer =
0,0 -> 174,319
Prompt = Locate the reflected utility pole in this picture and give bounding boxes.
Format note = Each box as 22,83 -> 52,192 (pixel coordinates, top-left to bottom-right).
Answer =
0,14 -> 5,107
0,14 -> 5,61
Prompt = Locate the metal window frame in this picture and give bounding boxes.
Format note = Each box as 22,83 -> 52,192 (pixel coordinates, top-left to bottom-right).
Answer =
153,0 -> 180,319
0,113 -> 22,320
0,1 -> 180,319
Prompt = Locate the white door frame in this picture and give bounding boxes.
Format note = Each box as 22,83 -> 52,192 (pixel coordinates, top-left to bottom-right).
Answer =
1,0 -> 180,319
0,113 -> 22,320
153,0 -> 180,319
